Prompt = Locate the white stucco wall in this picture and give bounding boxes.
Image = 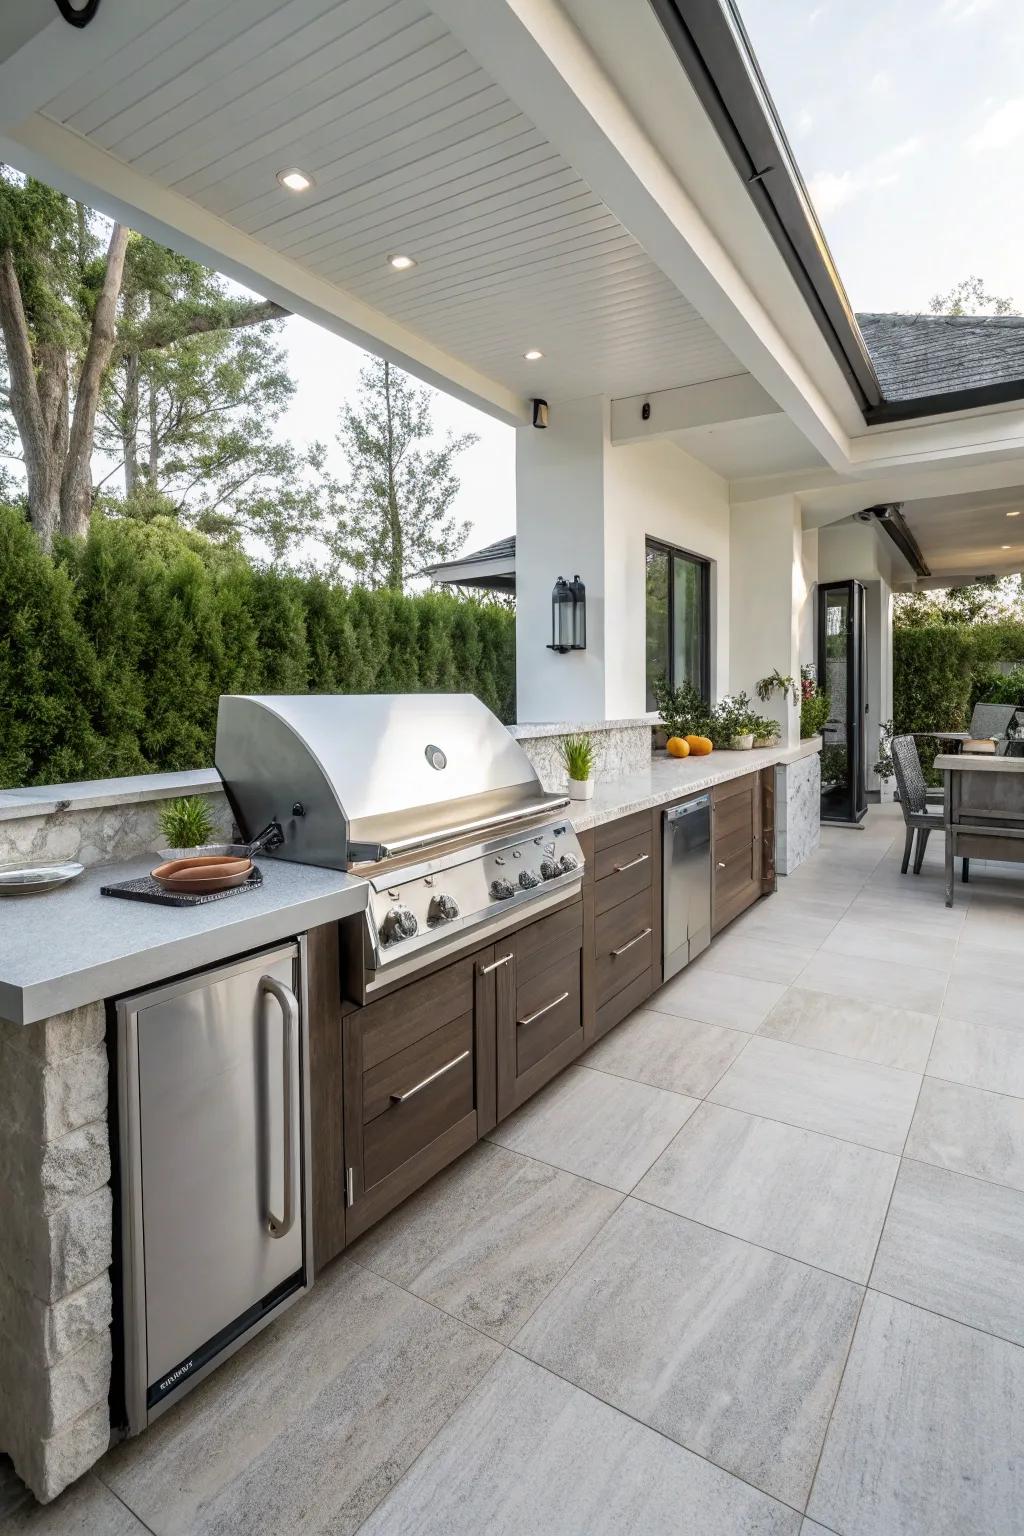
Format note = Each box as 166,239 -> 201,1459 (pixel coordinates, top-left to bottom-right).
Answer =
516,399 -> 731,723
729,495 -> 804,745
603,436 -> 731,717
817,521 -> 896,794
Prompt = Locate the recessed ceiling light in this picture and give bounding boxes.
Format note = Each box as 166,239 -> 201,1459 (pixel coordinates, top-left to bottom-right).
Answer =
277,167 -> 314,192
523,348 -> 544,361
388,254 -> 416,270
1007,510 -> 1021,518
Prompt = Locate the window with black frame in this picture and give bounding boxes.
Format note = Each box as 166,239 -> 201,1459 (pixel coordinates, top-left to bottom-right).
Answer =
645,539 -> 710,710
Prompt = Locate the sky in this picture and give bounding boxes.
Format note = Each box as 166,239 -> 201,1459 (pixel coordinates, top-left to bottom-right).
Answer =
738,0 -> 1024,313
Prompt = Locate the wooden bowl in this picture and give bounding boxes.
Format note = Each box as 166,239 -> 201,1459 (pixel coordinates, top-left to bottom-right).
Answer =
151,855 -> 253,894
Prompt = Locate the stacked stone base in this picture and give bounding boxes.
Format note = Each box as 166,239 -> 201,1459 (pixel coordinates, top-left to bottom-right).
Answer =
0,1005 -> 113,1502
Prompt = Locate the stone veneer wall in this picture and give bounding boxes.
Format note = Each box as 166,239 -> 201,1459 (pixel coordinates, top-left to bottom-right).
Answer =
514,723 -> 653,793
776,751 -> 821,875
0,1004 -> 113,1501
0,791 -> 233,871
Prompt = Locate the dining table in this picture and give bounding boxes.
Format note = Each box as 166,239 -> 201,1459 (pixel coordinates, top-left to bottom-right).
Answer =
935,752 -> 1024,906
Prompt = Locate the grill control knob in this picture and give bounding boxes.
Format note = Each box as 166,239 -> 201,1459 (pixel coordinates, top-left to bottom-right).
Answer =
379,905 -> 418,946
557,853 -> 580,874
518,868 -> 541,890
539,858 -> 560,881
490,878 -> 515,901
427,893 -> 460,927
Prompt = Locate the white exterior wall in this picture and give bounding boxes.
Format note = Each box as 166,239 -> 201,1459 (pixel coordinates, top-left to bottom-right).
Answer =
516,398 -> 731,722
603,436 -> 730,716
728,495 -> 804,745
817,521 -> 896,795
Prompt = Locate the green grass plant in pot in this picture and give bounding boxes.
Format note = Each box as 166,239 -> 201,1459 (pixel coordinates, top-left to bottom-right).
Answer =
158,795 -> 218,857
560,732 -> 596,800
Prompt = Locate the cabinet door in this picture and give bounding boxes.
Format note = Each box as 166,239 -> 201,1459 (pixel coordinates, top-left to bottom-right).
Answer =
712,773 -> 762,934
496,901 -> 585,1121
343,950 -> 486,1240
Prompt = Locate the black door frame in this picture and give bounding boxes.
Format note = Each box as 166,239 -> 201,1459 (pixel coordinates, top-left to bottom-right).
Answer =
817,579 -> 868,825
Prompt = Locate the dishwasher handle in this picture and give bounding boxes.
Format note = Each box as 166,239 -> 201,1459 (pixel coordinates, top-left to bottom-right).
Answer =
260,974 -> 299,1239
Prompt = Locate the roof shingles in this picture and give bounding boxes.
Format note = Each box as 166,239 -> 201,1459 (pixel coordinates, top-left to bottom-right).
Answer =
857,312 -> 1024,404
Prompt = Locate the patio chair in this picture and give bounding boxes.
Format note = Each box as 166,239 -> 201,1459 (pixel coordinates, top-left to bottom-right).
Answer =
968,702 -> 1018,753
891,734 -> 949,876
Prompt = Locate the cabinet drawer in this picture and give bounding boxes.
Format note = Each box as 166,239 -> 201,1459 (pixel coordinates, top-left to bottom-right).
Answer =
516,951 -> 582,1075
595,808 -> 650,851
595,831 -> 652,914
514,899 -> 583,985
362,1013 -> 474,1188
595,887 -> 654,1001
360,957 -> 474,1071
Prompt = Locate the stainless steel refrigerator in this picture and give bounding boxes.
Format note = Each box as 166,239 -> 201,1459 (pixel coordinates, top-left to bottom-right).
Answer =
115,940 -> 311,1433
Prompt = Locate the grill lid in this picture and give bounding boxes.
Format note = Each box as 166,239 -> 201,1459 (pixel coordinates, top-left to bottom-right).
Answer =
215,693 -> 568,867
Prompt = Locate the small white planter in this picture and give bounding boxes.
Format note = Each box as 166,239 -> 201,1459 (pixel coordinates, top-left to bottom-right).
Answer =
729,734 -> 755,751
568,777 -> 594,800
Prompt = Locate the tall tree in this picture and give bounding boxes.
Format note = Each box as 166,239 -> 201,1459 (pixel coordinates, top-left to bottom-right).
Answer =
0,170 -> 287,547
929,276 -> 1019,316
329,357 -> 476,590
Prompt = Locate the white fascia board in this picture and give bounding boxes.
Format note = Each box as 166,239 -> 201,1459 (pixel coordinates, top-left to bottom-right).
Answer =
428,0 -> 852,472
3,115 -> 527,427
610,373 -> 780,444
429,556 -> 516,582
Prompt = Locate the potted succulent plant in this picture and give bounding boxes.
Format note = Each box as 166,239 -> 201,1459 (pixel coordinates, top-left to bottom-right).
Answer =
157,795 -> 218,858
559,732 -> 596,800
752,714 -> 781,748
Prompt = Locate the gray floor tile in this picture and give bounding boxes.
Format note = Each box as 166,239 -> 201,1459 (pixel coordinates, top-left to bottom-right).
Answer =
820,915 -> 956,972
694,933 -> 816,985
709,1036 -> 921,1154
583,1008 -> 747,1097
349,1141 -> 620,1341
942,969 -> 1024,1032
728,906 -> 840,950
0,1474 -> 146,1534
871,1160 -> 1024,1345
647,968 -> 786,1032
635,1103 -> 898,1281
808,1291 -> 1024,1536
358,1352 -> 800,1536
960,902 -> 1024,956
905,1077 -> 1024,1192
795,950 -> 947,1016
99,1262 -> 499,1536
514,1199 -> 862,1509
927,1015 -> 1024,1096
760,988 -> 937,1072
846,891 -> 966,934
488,1065 -> 698,1192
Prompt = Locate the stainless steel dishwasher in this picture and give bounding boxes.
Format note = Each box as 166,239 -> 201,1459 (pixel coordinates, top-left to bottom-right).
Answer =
662,795 -> 712,982
116,939 -> 312,1434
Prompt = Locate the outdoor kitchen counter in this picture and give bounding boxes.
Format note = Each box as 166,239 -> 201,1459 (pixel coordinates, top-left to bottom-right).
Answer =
568,736 -> 822,833
0,855 -> 368,1026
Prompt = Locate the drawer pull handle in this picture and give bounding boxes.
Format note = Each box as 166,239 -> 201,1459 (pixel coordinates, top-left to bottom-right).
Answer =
717,860 -> 726,869
613,852 -> 649,873
611,926 -> 652,958
479,952 -> 513,975
390,1050 -> 470,1104
518,991 -> 570,1027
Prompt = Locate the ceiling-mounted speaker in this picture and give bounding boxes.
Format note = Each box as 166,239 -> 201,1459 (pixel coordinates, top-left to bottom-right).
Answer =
532,399 -> 549,429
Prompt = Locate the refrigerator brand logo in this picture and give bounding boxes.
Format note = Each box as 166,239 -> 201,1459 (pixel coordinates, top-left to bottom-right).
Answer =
160,1359 -> 194,1391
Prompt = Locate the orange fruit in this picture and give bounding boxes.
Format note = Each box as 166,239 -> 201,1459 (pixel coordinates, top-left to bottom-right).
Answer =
666,736 -> 690,758
685,735 -> 713,756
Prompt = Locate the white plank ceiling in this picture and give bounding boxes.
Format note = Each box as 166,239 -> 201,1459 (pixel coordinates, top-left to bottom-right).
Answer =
41,0 -> 744,404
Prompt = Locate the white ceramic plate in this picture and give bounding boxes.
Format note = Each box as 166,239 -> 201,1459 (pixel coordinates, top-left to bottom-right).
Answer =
0,862 -> 84,895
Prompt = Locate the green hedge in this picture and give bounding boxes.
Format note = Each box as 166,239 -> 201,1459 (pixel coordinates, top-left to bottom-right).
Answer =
0,507 -> 516,789
893,622 -> 1024,738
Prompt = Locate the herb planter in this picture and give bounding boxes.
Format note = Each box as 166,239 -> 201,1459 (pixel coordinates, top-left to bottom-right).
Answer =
754,734 -> 780,749
568,776 -> 594,800
728,733 -> 755,751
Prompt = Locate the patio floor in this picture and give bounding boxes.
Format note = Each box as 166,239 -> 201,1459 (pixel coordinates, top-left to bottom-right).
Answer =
4,803 -> 1024,1534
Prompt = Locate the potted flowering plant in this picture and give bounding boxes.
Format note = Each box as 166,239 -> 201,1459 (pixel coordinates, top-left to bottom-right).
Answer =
800,664 -> 830,740
711,692 -> 759,750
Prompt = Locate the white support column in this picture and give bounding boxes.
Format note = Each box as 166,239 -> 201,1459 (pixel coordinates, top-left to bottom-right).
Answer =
729,496 -> 804,746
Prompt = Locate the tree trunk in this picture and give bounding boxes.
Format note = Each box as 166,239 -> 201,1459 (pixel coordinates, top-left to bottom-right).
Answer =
148,386 -> 159,486
383,361 -> 403,590
59,223 -> 130,539
122,351 -> 141,496
0,248 -> 65,547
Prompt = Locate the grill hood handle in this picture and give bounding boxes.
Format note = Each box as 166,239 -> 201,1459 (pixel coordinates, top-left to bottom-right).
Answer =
248,821 -> 285,857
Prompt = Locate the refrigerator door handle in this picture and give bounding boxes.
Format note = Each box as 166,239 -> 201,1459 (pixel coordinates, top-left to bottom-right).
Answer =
260,974 -> 299,1239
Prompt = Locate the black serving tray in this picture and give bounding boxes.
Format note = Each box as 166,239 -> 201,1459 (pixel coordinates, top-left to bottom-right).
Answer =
100,867 -> 263,907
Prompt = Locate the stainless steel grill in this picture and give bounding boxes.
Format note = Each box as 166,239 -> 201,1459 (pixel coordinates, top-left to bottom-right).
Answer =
215,694 -> 585,971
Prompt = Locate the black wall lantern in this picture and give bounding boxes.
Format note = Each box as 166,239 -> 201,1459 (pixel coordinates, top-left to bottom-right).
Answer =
548,574 -> 587,653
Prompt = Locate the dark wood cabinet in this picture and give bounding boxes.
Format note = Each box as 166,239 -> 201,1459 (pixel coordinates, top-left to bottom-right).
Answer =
587,814 -> 657,1042
497,901 -> 585,1121
711,767 -> 776,934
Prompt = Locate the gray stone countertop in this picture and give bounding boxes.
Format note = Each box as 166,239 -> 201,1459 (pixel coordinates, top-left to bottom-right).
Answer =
0,768 -> 224,822
568,738 -> 822,832
0,856 -> 368,1027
